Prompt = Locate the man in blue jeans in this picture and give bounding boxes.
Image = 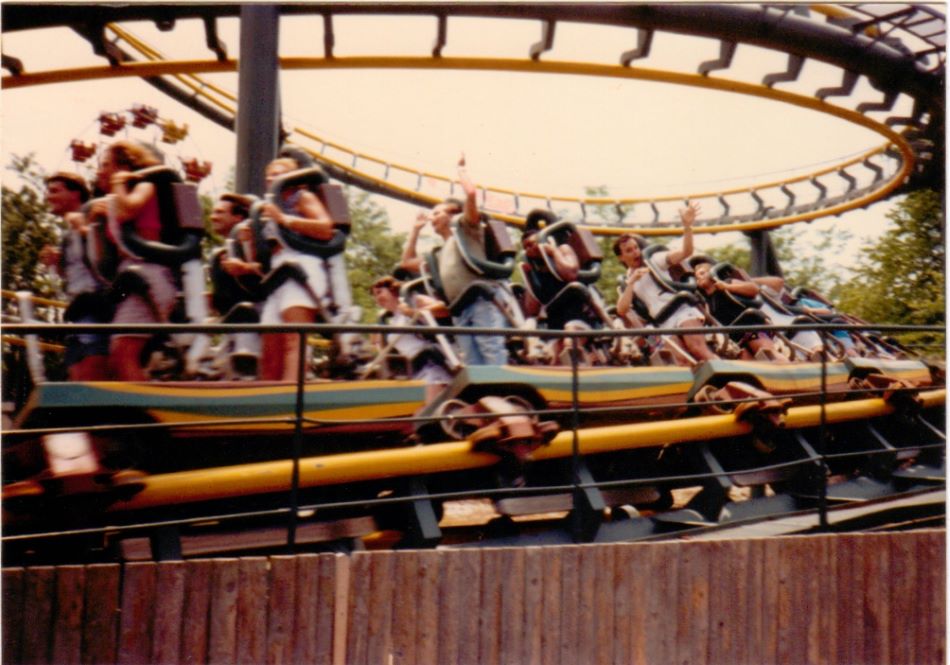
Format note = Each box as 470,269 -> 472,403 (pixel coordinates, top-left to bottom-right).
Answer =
399,155 -> 511,365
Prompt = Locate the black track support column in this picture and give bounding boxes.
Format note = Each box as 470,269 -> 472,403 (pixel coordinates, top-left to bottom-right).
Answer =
235,4 -> 280,195
149,525 -> 183,561
745,229 -> 783,277
685,444 -> 732,522
401,478 -> 442,548
570,459 -> 606,542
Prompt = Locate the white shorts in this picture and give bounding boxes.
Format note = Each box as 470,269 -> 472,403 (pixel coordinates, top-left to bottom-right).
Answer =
260,248 -> 328,324
664,304 -> 706,330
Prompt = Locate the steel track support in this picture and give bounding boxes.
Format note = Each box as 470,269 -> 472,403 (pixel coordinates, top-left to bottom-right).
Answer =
401,478 -> 442,548
148,524 -> 183,561
570,458 -> 606,543
685,444 -> 733,521
745,228 -> 784,277
235,5 -> 281,195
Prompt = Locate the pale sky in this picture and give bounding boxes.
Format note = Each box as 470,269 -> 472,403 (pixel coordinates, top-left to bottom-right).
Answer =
2,9 -> 915,272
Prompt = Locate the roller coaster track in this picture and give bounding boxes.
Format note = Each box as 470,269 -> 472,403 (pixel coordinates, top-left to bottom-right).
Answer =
1,314 -> 945,561
2,3 -> 944,235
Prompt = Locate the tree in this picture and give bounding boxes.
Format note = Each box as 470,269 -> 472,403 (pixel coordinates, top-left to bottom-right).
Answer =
2,154 -> 62,305
834,189 -> 944,329
342,188 -> 407,321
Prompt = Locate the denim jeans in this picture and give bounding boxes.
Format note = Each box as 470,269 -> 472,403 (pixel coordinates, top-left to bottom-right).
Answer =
454,292 -> 509,365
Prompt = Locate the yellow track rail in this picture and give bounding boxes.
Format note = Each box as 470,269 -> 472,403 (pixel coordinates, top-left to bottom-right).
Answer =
104,389 -> 945,512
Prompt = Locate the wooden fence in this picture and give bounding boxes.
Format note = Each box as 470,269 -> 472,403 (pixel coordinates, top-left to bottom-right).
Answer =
2,530 -> 945,665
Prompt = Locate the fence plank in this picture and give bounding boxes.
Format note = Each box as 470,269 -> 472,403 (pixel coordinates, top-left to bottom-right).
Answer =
266,555 -> 298,665
478,548 -> 504,665
888,533 -> 915,665
593,544 -> 616,665
294,554 -> 321,665
208,559 -> 240,665
835,534 -> 861,665
558,546 -> 581,665
736,539 -> 765,663
346,553 -> 371,665
523,547 -> 544,665
20,566 -> 55,665
539,544 -> 562,665
389,552 -> 417,665
814,535 -> 838,665
414,549 -> 441,665
81,564 -> 120,665
500,547 -> 526,665
314,554 -> 349,665
611,543 -> 636,665
778,536 -> 813,665
457,549 -> 483,665
332,553 -> 351,665
708,540 -> 739,665
236,557 -> 269,665
762,538 -> 782,663
575,545 -> 597,665
863,534 -> 891,665
918,530 -> 946,665
643,542 -> 677,665
3,568 -> 25,664
366,551 -> 395,665
118,562 -> 157,665
50,565 -> 84,665
151,561 -> 186,665
437,548 -> 463,665
180,559 -> 213,665
678,540 -> 712,665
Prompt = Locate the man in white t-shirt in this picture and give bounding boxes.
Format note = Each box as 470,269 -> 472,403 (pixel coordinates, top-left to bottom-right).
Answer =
614,202 -> 719,363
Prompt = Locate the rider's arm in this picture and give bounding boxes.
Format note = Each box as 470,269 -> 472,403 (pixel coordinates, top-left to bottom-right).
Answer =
108,174 -> 157,222
716,278 -> 760,298
400,213 -> 428,274
263,190 -> 335,241
616,267 -> 649,317
666,201 -> 700,267
456,154 -> 480,227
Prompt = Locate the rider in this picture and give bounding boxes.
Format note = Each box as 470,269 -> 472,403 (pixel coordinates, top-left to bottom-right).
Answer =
39,172 -> 110,380
89,140 -> 181,381
692,260 -> 784,361
258,157 -> 341,381
401,155 -> 512,365
614,202 -> 719,363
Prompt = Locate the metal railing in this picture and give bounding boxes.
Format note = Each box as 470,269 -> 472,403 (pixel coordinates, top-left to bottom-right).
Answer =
1,318 -> 945,556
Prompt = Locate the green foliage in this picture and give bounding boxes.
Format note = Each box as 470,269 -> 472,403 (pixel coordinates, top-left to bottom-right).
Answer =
835,190 -> 945,330
1,154 -> 62,300
343,188 -> 406,321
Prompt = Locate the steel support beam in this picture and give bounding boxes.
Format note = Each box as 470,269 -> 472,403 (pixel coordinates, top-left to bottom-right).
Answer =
746,228 -> 783,277
235,5 -> 280,195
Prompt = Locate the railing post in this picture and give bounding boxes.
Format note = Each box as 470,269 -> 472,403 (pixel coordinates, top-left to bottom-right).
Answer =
569,332 -> 582,535
287,328 -> 307,550
817,328 -> 829,529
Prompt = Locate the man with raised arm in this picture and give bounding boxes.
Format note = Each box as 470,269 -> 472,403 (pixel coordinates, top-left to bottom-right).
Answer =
400,155 -> 512,365
614,202 -> 719,363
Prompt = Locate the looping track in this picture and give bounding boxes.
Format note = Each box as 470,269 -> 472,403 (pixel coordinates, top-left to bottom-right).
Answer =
3,3 -> 944,233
